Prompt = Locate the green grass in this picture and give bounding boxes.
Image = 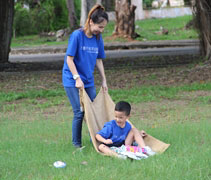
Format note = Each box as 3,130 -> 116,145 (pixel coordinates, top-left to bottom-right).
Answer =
11,15 -> 198,47
1,83 -> 211,108
135,15 -> 198,41
11,35 -> 68,47
0,104 -> 210,179
109,83 -> 211,103
103,15 -> 198,41
1,78 -> 211,179
0,89 -> 64,102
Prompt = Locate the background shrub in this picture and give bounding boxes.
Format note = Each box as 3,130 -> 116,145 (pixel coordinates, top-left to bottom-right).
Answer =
51,0 -> 69,31
143,0 -> 154,8
13,3 -> 33,36
13,0 -> 81,36
30,1 -> 55,33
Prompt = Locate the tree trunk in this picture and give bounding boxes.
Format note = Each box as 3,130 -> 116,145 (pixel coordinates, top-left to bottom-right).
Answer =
0,0 -> 14,64
132,0 -> 143,20
96,0 -> 102,5
103,0 -> 114,11
66,0 -> 78,32
113,0 -> 138,39
80,0 -> 95,27
193,0 -> 211,62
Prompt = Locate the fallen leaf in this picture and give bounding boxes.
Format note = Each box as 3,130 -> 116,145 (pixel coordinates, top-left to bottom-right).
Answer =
81,161 -> 88,165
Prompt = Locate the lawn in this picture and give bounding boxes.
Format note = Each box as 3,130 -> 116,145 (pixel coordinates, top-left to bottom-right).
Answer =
11,15 -> 198,47
0,64 -> 211,179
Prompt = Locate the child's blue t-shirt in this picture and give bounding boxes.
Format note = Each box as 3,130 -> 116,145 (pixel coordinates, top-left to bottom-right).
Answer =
97,120 -> 132,147
62,29 -> 106,88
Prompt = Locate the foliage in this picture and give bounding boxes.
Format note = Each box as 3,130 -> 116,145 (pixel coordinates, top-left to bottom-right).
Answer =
30,1 -> 55,33
143,0 -> 154,8
74,0 -> 81,22
14,3 -> 33,36
184,0 -> 192,5
50,0 -> 69,31
13,0 -> 80,36
14,1 -> 55,35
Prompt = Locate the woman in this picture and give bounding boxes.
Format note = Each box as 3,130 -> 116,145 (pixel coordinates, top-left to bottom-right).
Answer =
62,4 -> 109,148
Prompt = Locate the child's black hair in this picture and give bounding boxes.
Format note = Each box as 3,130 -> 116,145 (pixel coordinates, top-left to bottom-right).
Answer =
115,101 -> 131,116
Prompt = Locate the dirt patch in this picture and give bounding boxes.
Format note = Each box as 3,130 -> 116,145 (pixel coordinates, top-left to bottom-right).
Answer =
1,64 -> 211,92
180,90 -> 211,100
98,64 -> 211,89
1,65 -> 210,129
104,35 -> 139,43
130,97 -> 210,129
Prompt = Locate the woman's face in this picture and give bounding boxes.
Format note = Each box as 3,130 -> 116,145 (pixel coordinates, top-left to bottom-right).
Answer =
89,19 -> 107,35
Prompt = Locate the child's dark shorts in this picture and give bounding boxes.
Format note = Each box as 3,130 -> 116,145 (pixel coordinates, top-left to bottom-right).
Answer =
103,141 -> 125,147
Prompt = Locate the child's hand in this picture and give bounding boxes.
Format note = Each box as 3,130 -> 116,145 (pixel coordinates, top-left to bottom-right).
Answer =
104,139 -> 113,144
140,130 -> 147,137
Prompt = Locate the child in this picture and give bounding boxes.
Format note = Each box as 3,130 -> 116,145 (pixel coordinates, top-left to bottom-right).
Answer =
95,101 -> 155,159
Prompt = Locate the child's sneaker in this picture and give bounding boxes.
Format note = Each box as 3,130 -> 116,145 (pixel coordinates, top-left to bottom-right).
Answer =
120,151 -> 141,160
135,152 -> 148,159
110,146 -> 123,154
142,146 -> 156,156
117,154 -> 127,160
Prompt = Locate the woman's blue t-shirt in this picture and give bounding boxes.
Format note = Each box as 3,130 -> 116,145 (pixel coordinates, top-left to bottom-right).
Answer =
97,120 -> 132,147
62,29 -> 106,88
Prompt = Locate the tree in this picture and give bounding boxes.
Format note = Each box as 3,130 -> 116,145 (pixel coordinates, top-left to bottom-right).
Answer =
80,0 -> 95,27
0,0 -> 14,64
66,0 -> 78,31
96,0 -> 102,5
113,0 -> 138,39
193,0 -> 211,63
132,0 -> 143,20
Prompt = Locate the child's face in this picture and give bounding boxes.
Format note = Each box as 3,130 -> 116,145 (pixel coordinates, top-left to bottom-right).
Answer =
114,111 -> 130,128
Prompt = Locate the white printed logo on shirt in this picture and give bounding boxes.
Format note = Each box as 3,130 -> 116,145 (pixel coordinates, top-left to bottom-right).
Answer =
81,46 -> 98,54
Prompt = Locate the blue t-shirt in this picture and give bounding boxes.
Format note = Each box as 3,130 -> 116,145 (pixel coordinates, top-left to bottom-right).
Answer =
62,29 -> 106,88
97,120 -> 132,147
